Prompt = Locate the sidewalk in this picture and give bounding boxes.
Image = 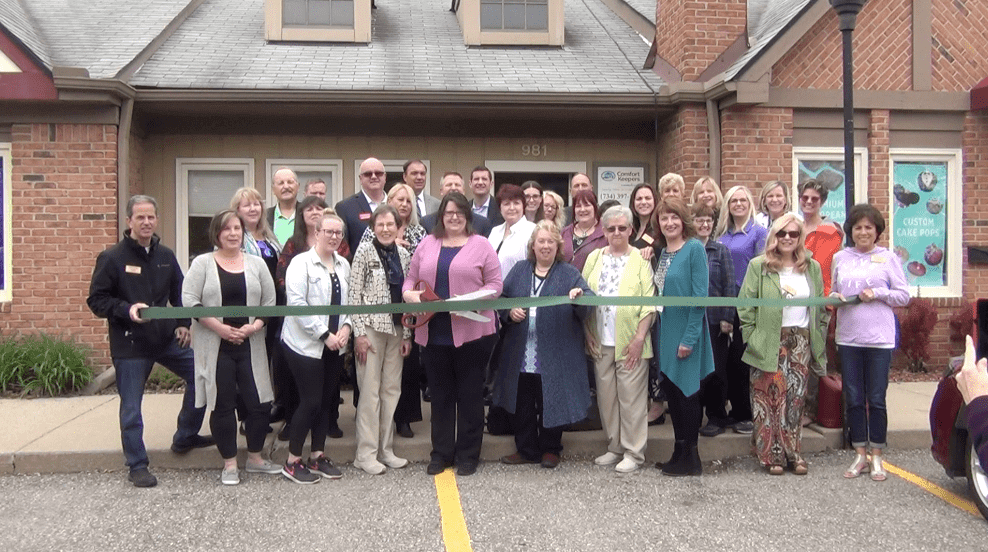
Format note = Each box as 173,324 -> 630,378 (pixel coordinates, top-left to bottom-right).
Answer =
0,382 -> 937,475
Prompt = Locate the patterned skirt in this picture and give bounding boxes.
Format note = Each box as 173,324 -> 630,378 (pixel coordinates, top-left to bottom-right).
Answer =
749,327 -> 810,467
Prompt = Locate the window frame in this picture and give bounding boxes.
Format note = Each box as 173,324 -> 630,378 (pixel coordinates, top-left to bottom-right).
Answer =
887,148 -> 963,298
456,0 -> 564,46
0,142 -> 11,302
791,146 -> 869,227
175,158 -> 254,270
268,158 -> 344,206
265,0 -> 371,43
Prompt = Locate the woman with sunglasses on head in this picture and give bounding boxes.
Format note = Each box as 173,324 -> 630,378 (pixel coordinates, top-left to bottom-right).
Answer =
715,185 -> 768,436
651,198 -> 715,476
831,204 -> 909,482
738,214 -> 827,476
797,179 -> 843,295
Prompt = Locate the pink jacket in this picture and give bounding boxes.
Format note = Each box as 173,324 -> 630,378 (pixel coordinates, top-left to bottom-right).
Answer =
402,234 -> 502,347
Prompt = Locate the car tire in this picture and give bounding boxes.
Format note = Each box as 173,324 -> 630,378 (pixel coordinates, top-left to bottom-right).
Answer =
965,437 -> 988,521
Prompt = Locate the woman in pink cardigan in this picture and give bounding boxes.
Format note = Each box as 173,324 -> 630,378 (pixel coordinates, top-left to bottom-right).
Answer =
403,192 -> 503,477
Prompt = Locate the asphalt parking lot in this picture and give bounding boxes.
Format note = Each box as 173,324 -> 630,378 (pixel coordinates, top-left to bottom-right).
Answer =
0,448 -> 982,552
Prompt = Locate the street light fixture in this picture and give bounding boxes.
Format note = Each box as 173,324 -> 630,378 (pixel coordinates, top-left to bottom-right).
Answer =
830,0 -> 866,222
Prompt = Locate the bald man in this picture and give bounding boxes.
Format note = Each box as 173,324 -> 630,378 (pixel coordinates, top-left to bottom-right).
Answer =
335,157 -> 388,257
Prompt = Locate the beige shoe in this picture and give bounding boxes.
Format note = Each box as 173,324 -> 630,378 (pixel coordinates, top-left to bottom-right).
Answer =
380,454 -> 409,469
594,452 -> 622,466
615,458 -> 640,473
355,460 -> 386,475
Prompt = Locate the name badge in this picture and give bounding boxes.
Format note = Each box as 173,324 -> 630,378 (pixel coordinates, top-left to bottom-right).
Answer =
358,212 -> 371,221
641,234 -> 654,245
871,255 -> 885,263
125,265 -> 142,274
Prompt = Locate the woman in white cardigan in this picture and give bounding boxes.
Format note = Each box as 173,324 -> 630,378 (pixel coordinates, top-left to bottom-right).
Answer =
182,210 -> 278,485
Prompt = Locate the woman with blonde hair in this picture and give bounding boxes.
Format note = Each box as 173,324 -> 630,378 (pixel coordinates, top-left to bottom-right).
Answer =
754,181 -> 795,230
541,191 -> 567,230
231,187 -> 282,275
738,213 -> 827,475
658,173 -> 686,200
690,176 -> 724,214
715,185 -> 768,435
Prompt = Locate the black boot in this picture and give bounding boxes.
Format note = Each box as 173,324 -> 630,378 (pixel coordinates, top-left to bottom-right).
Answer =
655,441 -> 683,470
663,441 -> 702,477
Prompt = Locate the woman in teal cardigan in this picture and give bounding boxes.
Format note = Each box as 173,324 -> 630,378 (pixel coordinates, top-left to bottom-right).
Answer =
652,198 -> 715,476
738,213 -> 827,476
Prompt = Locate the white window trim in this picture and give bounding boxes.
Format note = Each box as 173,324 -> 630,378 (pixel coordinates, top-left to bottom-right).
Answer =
268,158 -> 344,205
0,142 -> 11,302
456,0 -> 564,46
792,146 -> 869,212
484,160 -> 587,180
887,148 -> 963,298
264,0 -> 371,43
175,158 -> 254,271
351,159 -> 432,196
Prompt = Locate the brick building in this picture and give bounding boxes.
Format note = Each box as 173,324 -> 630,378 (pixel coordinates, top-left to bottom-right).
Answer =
0,0 -> 985,370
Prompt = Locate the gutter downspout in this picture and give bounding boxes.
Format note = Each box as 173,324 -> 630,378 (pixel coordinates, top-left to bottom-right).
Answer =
117,98 -> 134,237
706,98 -> 721,185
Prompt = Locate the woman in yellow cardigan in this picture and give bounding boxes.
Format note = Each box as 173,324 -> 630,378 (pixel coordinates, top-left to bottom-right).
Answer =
583,205 -> 655,473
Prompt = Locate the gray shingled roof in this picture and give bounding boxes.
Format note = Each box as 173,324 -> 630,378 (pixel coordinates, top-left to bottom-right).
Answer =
622,0 -> 655,25
720,0 -> 813,81
129,0 -> 663,93
2,0 -> 192,79
0,0 -> 52,68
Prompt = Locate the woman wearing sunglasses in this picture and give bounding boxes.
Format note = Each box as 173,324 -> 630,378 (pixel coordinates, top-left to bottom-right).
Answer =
737,214 -> 828,476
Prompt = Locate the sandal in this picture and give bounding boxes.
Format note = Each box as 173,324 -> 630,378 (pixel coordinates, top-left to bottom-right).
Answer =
793,459 -> 808,476
870,455 -> 887,482
843,454 -> 869,479
768,465 -> 784,476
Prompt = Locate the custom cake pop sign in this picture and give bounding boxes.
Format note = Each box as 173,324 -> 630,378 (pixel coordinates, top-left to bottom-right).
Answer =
891,161 -> 948,288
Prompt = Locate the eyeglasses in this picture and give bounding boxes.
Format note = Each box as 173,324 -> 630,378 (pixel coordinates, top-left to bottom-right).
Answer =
443,211 -> 465,219
694,218 -> 713,226
524,195 -> 541,202
728,198 -> 749,205
775,230 -> 800,239
361,171 -> 386,178
799,195 -> 821,204
604,225 -> 629,233
320,229 -> 344,237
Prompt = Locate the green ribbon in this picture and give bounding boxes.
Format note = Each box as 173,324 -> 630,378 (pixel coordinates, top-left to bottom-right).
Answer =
141,294 -> 855,320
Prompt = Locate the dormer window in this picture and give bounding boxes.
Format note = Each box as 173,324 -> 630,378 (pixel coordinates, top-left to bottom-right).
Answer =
456,0 -> 563,46
265,0 -> 371,43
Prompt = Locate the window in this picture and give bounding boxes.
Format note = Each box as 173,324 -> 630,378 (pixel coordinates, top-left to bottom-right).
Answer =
265,0 -> 371,42
0,142 -> 10,302
792,146 -> 869,228
267,159 -> 343,206
456,0 -> 563,46
888,149 -> 962,298
176,159 -> 254,269
481,0 -> 548,31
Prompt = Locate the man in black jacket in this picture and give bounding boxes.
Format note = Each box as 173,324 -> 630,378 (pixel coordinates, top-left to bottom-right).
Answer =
87,195 -> 212,488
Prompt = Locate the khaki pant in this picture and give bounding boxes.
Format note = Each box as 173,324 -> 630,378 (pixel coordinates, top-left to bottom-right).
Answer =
594,346 -> 648,464
355,327 -> 405,466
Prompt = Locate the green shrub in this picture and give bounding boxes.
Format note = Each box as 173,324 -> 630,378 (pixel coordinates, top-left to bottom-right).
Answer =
0,332 -> 93,396
146,365 -> 184,391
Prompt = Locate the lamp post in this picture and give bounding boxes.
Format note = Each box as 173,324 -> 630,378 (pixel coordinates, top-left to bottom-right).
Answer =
830,0 -> 866,220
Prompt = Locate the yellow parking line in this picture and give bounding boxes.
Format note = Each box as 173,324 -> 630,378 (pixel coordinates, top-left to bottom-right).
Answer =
434,470 -> 473,552
884,461 -> 981,517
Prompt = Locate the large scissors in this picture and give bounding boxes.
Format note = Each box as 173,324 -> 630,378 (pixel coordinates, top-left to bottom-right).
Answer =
401,281 -> 495,329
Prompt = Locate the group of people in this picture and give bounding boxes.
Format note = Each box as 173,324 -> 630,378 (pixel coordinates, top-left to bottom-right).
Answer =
88,158 -> 910,487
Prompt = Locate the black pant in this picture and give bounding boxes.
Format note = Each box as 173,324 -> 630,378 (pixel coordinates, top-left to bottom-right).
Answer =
211,343 -> 269,459
422,333 -> 498,465
725,313 -> 752,423
513,372 -> 563,460
394,344 -> 424,424
700,324 -> 731,425
284,345 -> 342,457
661,377 -> 702,445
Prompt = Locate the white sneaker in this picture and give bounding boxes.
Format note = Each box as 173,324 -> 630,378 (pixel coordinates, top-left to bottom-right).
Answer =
594,452 -> 622,466
355,460 -> 387,475
220,466 -> 240,485
615,458 -> 639,473
380,454 -> 409,469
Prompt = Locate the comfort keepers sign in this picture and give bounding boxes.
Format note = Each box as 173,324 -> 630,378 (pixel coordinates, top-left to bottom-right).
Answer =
596,165 -> 647,205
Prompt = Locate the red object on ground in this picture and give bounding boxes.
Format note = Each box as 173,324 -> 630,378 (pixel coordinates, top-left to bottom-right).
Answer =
817,375 -> 843,429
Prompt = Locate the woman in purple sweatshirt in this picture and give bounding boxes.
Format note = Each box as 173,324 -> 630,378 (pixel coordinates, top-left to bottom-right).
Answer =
830,204 -> 910,482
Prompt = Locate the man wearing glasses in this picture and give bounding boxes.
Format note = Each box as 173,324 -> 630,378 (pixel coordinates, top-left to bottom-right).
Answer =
336,157 -> 388,259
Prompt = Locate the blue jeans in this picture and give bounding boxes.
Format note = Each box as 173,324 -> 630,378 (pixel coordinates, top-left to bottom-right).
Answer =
114,340 -> 205,470
839,345 -> 893,449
